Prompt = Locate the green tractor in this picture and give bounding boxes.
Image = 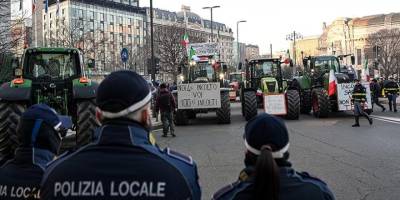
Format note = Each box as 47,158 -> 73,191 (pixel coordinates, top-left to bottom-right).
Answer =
173,55 -> 231,125
292,55 -> 362,118
240,58 -> 300,120
0,47 -> 100,162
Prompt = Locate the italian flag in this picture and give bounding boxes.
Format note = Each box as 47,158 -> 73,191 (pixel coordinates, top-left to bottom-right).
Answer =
181,33 -> 189,47
362,58 -> 370,82
328,65 -> 337,96
189,47 -> 199,61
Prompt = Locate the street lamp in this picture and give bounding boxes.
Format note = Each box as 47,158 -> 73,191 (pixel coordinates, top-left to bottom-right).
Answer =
286,31 -> 303,66
236,20 -> 246,71
150,0 -> 155,81
203,5 -> 220,43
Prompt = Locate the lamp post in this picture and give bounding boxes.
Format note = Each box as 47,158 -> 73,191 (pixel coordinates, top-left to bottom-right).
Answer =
150,0 -> 155,81
286,31 -> 303,66
236,20 -> 246,70
203,5 -> 220,43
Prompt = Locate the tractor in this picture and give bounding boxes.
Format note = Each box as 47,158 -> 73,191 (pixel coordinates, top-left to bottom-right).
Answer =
228,72 -> 244,101
292,55 -> 371,118
240,58 -> 300,120
173,53 -> 231,125
0,47 -> 100,162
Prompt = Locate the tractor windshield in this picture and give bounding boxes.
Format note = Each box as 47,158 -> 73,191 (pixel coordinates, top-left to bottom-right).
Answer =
314,57 -> 340,73
230,73 -> 242,82
192,62 -> 215,82
25,52 -> 78,80
254,61 -> 278,78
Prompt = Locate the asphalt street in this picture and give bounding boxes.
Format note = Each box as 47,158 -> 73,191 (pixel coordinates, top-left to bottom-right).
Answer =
153,102 -> 400,200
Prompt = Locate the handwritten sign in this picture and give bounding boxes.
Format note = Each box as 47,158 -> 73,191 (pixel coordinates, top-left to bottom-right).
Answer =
189,43 -> 219,56
337,83 -> 372,111
264,94 -> 287,115
177,82 -> 221,109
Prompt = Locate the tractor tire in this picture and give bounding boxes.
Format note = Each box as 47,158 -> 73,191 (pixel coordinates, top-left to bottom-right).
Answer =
76,100 -> 100,147
187,111 -> 196,119
300,90 -> 312,114
312,88 -> 330,118
243,91 -> 257,121
174,110 -> 189,126
0,102 -> 25,163
216,92 -> 231,124
286,90 -> 300,120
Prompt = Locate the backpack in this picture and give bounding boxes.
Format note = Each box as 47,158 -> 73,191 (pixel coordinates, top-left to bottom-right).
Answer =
159,91 -> 172,111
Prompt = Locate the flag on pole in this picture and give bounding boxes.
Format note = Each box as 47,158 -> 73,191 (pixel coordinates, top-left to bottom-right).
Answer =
328,64 -> 337,96
32,0 -> 36,13
181,33 -> 189,47
44,0 -> 49,14
56,0 -> 60,16
189,47 -> 199,61
362,58 -> 370,82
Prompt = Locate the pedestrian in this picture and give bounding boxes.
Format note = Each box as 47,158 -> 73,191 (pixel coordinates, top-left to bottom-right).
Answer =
0,104 -> 71,200
383,77 -> 399,112
352,79 -> 373,127
212,113 -> 335,200
40,70 -> 201,200
370,79 -> 385,112
156,83 -> 176,137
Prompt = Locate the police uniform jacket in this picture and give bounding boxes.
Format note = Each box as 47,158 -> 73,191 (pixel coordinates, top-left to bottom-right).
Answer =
383,80 -> 399,95
0,148 -> 54,200
352,84 -> 367,102
212,165 -> 334,200
40,119 -> 201,200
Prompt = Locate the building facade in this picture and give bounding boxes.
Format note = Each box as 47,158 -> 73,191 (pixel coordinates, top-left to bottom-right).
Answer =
245,44 -> 260,60
296,13 -> 400,71
43,0 -> 146,73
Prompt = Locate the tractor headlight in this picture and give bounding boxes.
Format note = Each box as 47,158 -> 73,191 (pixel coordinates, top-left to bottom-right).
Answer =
257,89 -> 262,95
179,75 -> 184,82
219,73 -> 224,80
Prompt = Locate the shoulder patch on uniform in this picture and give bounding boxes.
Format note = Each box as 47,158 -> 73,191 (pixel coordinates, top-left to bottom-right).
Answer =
212,181 -> 240,200
166,148 -> 193,165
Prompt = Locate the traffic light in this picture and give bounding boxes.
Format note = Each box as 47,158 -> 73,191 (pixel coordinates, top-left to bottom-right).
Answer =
155,57 -> 160,74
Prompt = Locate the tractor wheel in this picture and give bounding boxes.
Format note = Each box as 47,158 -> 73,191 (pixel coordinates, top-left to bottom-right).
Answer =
216,92 -> 231,124
312,88 -> 330,118
174,110 -> 189,126
286,90 -> 300,120
243,90 -> 257,121
0,102 -> 25,163
76,99 -> 100,147
187,111 -> 196,119
300,90 -> 312,114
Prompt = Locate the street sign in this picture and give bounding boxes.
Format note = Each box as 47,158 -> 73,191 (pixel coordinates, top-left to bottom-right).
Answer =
120,48 -> 129,63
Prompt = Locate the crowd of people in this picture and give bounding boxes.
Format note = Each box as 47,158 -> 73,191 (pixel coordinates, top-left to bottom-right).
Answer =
0,70 -> 337,199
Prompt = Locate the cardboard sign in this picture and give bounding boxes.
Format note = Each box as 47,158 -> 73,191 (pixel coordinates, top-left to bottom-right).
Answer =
337,82 -> 372,111
177,82 -> 221,109
264,94 -> 287,115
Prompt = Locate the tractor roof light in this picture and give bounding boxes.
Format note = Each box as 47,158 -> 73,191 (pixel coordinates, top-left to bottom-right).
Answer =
12,78 -> 24,85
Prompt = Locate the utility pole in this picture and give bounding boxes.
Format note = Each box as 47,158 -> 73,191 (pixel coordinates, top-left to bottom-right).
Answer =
150,0 -> 155,81
270,43 -> 273,59
236,20 -> 246,70
286,31 -> 303,66
203,6 -> 220,43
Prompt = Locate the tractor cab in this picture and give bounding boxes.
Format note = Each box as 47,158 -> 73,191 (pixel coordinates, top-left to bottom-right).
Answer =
247,58 -> 284,94
305,56 -> 352,87
188,56 -> 225,85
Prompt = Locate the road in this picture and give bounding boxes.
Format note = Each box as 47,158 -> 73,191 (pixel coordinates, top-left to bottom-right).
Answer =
153,103 -> 400,200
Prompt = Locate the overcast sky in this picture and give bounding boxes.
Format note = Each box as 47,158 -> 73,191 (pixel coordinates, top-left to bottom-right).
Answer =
142,0 -> 399,54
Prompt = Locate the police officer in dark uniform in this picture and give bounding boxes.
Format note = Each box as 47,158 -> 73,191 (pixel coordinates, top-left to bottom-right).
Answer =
0,104 -> 71,200
383,77 -> 399,112
370,79 -> 385,112
352,79 -> 373,127
40,70 -> 201,200
212,113 -> 335,200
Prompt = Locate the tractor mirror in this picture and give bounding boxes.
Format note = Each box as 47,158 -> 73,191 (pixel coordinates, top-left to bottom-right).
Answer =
87,59 -> 95,69
238,62 -> 242,70
351,56 -> 355,65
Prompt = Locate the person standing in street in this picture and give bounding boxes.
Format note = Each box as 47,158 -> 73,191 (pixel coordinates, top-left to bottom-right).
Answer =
156,83 -> 176,137
383,77 -> 399,112
40,71 -> 201,200
0,104 -> 71,200
370,79 -> 385,112
352,79 -> 373,127
212,113 -> 335,200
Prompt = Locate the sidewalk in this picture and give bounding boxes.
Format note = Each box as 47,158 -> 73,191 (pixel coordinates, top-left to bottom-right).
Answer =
150,110 -> 163,130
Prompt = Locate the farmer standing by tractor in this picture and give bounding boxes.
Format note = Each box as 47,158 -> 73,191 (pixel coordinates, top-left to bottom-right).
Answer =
352,79 -> 373,127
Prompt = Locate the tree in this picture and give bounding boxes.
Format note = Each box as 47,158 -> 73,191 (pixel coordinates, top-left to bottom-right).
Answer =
367,28 -> 400,78
154,24 -> 205,82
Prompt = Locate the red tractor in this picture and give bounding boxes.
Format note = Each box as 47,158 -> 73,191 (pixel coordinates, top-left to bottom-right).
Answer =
229,72 -> 244,101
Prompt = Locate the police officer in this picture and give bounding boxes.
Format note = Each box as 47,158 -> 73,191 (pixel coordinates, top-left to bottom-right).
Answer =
352,79 -> 373,127
370,79 -> 385,112
383,77 -> 399,112
0,104 -> 71,200
212,113 -> 335,200
156,83 -> 176,137
40,70 -> 201,200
